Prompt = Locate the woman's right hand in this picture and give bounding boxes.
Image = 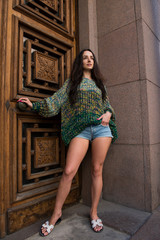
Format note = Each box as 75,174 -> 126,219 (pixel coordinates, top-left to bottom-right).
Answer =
17,97 -> 33,109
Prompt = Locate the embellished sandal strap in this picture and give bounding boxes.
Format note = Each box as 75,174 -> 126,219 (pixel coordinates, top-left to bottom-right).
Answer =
42,221 -> 54,233
91,218 -> 103,228
96,218 -> 103,226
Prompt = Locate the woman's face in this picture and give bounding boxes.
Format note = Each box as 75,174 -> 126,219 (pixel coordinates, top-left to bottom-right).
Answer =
82,51 -> 94,70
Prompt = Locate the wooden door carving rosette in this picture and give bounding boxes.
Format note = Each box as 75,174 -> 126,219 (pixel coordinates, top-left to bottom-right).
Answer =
7,0 -> 78,234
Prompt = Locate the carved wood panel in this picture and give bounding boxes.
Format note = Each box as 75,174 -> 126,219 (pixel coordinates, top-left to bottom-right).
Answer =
0,0 -> 78,236
34,136 -> 59,168
10,110 -> 79,204
9,7 -> 78,205
13,0 -> 74,37
33,52 -> 58,84
13,114 -> 59,200
11,16 -> 73,99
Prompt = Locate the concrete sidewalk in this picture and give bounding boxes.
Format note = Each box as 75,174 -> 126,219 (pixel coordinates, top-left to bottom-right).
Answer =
3,199 -> 160,240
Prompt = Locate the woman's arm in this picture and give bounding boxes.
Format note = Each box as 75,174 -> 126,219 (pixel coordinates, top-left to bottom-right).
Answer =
102,88 -> 116,122
18,79 -> 69,117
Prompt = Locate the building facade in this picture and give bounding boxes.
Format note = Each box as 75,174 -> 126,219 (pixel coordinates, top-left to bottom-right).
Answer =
0,0 -> 160,237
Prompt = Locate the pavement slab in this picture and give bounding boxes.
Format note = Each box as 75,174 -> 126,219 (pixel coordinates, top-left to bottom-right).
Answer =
26,214 -> 130,240
97,200 -> 151,235
2,199 -> 152,240
130,207 -> 160,240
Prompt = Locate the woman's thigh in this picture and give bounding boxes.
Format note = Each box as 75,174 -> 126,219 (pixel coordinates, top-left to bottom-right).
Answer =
91,137 -> 112,166
65,137 -> 89,174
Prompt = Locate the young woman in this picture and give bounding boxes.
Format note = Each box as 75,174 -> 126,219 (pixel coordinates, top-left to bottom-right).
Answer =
18,49 -> 117,236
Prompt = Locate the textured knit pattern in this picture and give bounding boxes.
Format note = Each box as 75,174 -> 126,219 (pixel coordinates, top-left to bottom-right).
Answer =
32,78 -> 118,145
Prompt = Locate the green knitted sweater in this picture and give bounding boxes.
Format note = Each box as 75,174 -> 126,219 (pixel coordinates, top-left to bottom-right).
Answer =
32,78 -> 118,145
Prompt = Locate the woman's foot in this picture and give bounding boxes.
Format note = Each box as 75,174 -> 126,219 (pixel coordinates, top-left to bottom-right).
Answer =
41,211 -> 62,236
91,218 -> 103,233
90,211 -> 103,232
39,218 -> 61,237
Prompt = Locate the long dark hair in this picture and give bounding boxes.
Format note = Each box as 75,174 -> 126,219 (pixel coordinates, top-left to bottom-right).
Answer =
68,49 -> 106,105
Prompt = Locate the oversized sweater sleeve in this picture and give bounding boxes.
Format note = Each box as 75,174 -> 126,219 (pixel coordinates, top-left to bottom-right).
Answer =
32,79 -> 69,117
103,87 -> 116,121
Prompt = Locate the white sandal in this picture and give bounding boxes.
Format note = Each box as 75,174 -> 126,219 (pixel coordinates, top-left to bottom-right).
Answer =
91,218 -> 103,233
39,218 -> 61,237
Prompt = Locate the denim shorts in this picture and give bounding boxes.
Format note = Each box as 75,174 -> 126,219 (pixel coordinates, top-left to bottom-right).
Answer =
75,124 -> 113,141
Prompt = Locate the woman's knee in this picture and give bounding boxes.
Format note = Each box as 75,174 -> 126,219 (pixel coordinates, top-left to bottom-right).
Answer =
63,167 -> 75,181
91,163 -> 103,177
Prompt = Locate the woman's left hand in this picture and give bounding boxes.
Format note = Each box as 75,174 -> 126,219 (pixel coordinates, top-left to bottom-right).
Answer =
97,111 -> 112,126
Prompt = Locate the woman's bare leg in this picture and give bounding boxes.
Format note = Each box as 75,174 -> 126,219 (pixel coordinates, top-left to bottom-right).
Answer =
42,137 -> 89,235
90,137 -> 112,231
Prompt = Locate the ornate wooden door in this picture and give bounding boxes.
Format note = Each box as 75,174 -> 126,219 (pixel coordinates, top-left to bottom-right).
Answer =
0,0 -> 78,237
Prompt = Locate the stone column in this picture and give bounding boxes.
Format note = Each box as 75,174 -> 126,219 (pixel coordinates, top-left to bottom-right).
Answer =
96,0 -> 160,212
137,0 -> 160,210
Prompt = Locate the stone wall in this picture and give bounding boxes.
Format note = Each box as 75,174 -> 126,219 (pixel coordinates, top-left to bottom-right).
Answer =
78,0 -> 160,212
